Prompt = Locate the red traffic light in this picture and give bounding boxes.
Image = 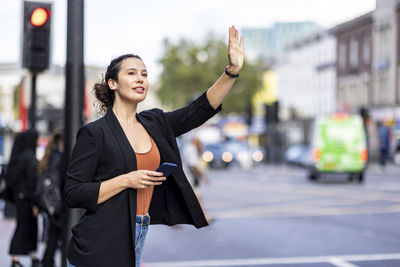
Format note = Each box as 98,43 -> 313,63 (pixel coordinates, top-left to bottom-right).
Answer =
31,7 -> 49,26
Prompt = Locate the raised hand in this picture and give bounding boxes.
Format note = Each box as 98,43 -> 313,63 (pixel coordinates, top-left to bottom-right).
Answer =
227,25 -> 244,74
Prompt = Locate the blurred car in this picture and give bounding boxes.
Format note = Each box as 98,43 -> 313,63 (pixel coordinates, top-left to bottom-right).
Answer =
308,113 -> 368,182
284,144 -> 311,167
202,141 -> 265,169
202,142 -> 231,169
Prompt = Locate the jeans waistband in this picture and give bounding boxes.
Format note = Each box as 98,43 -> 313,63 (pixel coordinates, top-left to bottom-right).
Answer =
136,214 -> 150,226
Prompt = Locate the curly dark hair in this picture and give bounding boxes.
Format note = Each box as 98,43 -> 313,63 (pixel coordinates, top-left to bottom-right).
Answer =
93,54 -> 143,114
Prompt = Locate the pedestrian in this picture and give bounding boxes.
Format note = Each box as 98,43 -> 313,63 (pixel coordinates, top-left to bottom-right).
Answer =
64,25 -> 244,267
182,137 -> 213,223
38,129 -> 64,267
378,121 -> 390,171
183,137 -> 206,188
5,129 -> 41,267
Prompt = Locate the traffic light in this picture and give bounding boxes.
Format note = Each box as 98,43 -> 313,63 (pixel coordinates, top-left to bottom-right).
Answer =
22,1 -> 52,72
265,101 -> 280,125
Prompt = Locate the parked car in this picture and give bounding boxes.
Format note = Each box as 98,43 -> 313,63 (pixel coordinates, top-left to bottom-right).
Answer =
284,144 -> 311,167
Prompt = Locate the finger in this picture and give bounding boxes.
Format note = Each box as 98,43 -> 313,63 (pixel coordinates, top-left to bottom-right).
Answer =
145,170 -> 164,177
150,176 -> 167,182
141,180 -> 153,186
229,26 -> 233,46
231,26 -> 236,41
240,36 -> 244,49
143,175 -> 166,182
142,180 -> 163,186
136,183 -> 146,189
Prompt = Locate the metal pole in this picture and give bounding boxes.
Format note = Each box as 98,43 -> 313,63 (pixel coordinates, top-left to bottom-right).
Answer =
29,73 -> 37,130
62,0 -> 85,266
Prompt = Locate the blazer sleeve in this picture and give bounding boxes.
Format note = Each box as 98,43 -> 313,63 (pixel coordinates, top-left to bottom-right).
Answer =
64,126 -> 101,213
165,91 -> 222,137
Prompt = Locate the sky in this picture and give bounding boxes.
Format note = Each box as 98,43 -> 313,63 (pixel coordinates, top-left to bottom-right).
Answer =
1,0 -> 376,79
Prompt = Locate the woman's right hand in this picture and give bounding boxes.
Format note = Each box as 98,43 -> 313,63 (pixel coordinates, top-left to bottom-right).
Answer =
123,170 -> 166,189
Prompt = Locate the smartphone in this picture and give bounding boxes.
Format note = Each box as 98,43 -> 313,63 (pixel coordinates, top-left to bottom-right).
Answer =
155,162 -> 178,177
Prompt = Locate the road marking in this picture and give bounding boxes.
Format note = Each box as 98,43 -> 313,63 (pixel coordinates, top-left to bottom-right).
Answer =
144,253 -> 400,267
328,258 -> 359,267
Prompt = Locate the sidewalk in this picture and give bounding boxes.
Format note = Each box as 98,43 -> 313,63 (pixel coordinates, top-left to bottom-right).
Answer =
365,162 -> 400,176
0,212 -> 62,267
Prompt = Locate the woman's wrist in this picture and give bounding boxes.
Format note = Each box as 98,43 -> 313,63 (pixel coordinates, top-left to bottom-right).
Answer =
119,174 -> 129,189
226,65 -> 241,75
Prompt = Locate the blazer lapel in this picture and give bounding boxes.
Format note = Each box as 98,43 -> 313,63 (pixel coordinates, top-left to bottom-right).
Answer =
105,110 -> 138,171
105,110 -> 137,244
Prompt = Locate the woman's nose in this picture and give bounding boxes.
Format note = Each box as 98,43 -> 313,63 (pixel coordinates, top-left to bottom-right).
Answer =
135,75 -> 144,83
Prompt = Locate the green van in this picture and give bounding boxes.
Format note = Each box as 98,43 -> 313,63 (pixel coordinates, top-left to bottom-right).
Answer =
308,113 -> 368,182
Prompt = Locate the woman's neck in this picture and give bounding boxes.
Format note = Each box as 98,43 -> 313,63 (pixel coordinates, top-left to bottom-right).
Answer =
112,100 -> 139,125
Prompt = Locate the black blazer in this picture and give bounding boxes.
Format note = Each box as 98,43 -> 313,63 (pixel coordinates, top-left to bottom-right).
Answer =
65,92 -> 221,267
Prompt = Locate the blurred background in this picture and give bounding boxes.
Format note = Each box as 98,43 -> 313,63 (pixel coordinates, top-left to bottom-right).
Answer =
1,0 -> 400,266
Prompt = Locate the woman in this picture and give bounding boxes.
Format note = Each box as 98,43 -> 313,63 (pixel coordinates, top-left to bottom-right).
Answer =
65,26 -> 244,267
6,129 -> 41,267
38,129 -> 64,267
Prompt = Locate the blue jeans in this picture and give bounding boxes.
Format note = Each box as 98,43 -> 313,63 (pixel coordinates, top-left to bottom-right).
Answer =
135,214 -> 150,267
67,259 -> 76,267
66,214 -> 149,267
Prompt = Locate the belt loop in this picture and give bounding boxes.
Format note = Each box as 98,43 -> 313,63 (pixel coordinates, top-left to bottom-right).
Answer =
137,214 -> 150,226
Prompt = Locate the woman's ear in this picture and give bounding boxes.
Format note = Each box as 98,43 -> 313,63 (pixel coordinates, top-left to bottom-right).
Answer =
108,79 -> 117,90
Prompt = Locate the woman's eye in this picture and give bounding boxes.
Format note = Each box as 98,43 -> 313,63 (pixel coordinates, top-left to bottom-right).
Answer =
128,72 -> 134,75
142,73 -> 148,77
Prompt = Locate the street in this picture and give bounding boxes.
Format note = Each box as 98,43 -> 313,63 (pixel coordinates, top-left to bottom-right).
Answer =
0,163 -> 399,267
142,163 -> 400,267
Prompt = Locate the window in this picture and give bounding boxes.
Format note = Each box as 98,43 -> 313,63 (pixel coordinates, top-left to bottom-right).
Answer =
349,36 -> 359,68
338,41 -> 347,71
362,32 -> 371,65
379,26 -> 391,61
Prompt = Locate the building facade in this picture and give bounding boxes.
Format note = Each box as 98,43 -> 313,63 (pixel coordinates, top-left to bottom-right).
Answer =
398,5 -> 400,104
373,0 -> 400,111
332,0 -> 400,159
333,12 -> 373,113
276,30 -> 337,121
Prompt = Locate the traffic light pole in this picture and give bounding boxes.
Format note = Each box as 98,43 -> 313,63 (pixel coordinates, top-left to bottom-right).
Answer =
62,0 -> 85,266
23,1 -> 53,130
28,73 -> 37,129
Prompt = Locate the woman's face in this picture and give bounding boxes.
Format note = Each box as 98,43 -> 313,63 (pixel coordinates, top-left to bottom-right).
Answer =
109,57 -> 149,105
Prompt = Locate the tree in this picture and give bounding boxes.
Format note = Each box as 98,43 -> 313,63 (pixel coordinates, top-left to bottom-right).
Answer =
157,36 -> 261,114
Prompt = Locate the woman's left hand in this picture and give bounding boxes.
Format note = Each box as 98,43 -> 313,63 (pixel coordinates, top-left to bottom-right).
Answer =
227,25 -> 244,74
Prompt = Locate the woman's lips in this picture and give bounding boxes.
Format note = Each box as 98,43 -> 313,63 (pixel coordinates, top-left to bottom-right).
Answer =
132,87 -> 145,93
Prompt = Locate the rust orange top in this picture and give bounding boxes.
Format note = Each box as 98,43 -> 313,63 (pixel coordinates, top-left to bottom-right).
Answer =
135,137 -> 160,215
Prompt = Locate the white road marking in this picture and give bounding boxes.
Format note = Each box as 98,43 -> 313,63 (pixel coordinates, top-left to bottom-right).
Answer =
144,253 -> 400,267
328,258 -> 359,267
